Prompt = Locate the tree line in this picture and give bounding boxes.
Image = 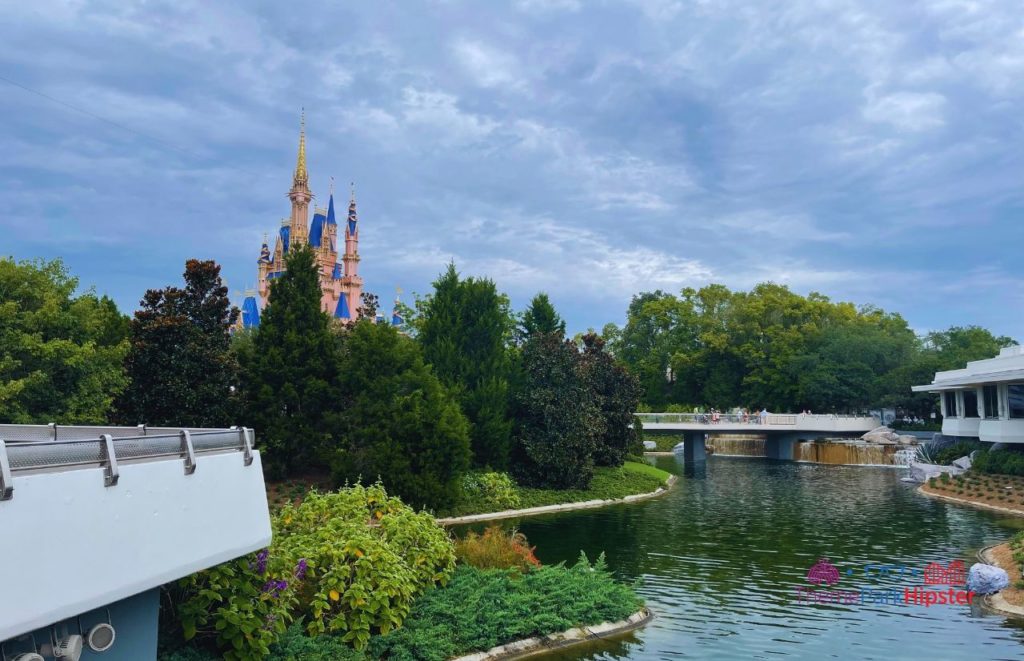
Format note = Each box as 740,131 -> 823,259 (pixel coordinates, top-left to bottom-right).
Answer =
602,283 -> 1015,417
3,255 -> 1016,506
0,253 -> 640,510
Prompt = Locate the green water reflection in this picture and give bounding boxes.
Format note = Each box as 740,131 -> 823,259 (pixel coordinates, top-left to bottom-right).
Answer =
473,456 -> 1024,660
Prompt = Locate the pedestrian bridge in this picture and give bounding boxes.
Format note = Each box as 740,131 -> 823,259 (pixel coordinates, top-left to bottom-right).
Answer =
635,412 -> 880,462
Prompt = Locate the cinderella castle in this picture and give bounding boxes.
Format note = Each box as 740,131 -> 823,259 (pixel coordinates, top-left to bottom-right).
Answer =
239,115 -> 402,329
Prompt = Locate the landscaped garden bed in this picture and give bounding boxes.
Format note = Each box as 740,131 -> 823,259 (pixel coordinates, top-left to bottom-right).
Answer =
920,470 -> 1024,515
158,485 -> 647,661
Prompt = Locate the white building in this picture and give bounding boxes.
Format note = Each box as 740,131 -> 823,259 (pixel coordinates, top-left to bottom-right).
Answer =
912,345 -> 1024,444
0,424 -> 271,661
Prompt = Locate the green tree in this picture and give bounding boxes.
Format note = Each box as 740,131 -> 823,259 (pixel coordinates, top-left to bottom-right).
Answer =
239,246 -> 338,478
511,333 -> 599,489
117,260 -> 238,427
419,264 -> 513,470
331,320 -> 471,511
579,333 -> 641,467
926,326 -> 1015,369
518,293 -> 566,341
0,258 -> 128,423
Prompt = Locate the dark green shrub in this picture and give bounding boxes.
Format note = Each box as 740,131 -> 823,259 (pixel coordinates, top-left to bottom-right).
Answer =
973,448 -> 1024,477
933,441 -> 981,465
511,333 -> 599,489
578,333 -> 641,467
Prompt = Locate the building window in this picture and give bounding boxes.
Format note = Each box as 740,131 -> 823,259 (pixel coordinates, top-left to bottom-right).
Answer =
962,390 -> 979,418
1009,384 -> 1024,419
983,385 -> 999,419
944,391 -> 959,418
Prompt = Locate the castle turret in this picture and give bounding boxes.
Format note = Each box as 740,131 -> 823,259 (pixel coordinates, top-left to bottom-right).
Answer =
288,112 -> 312,246
257,233 -> 272,303
342,184 -> 363,319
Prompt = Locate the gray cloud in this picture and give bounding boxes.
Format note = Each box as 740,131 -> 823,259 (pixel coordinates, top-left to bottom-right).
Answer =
1,0 -> 1021,338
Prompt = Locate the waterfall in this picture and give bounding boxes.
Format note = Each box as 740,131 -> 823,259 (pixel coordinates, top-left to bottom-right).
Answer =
796,440 -> 905,466
711,435 -> 766,457
893,448 -> 917,467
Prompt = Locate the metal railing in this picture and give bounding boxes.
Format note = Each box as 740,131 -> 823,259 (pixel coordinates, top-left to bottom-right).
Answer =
635,412 -> 798,425
0,425 -> 255,501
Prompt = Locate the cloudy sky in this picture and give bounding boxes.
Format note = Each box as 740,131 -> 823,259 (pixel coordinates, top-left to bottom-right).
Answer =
3,0 -> 1022,336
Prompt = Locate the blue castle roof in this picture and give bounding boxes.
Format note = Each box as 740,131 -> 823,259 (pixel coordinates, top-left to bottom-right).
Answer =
335,293 -> 351,319
279,225 -> 290,254
309,211 -> 327,248
241,296 -> 260,329
327,194 -> 337,226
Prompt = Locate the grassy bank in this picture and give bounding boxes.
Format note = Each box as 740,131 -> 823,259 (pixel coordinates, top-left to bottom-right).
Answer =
443,461 -> 673,517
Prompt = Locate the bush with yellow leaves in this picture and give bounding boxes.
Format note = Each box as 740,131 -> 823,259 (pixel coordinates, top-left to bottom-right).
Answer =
273,483 -> 455,648
171,482 -> 455,657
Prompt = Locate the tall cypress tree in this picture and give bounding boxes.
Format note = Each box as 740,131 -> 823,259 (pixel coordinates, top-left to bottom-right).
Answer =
518,292 -> 566,342
240,246 -> 338,478
331,320 -> 471,511
117,259 -> 237,427
419,263 -> 513,470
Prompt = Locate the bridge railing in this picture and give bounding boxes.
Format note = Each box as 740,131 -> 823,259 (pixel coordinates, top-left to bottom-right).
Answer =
634,412 -> 797,425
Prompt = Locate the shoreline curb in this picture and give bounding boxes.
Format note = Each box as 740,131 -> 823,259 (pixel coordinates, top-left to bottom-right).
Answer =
449,607 -> 653,661
437,476 -> 678,526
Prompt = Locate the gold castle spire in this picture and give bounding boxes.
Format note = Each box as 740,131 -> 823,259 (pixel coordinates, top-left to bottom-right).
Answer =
294,109 -> 308,185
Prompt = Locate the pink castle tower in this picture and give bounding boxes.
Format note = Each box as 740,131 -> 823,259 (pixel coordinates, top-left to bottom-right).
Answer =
244,113 -> 364,328
340,184 -> 363,319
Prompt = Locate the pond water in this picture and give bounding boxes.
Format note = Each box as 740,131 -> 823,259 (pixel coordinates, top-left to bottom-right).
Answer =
497,456 -> 1024,660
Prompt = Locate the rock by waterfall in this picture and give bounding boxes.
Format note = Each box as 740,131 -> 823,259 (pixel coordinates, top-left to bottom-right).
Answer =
862,426 -> 901,445
952,455 -> 972,470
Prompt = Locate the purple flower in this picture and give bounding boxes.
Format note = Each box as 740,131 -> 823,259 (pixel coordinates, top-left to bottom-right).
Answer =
294,559 -> 308,581
254,549 -> 269,576
261,578 -> 289,596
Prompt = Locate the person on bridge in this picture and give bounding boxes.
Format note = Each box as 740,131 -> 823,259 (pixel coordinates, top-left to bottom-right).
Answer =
760,408 -> 768,424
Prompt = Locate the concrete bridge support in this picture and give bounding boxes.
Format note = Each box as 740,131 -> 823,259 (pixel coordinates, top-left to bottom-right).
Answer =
765,433 -> 801,461
683,431 -> 706,463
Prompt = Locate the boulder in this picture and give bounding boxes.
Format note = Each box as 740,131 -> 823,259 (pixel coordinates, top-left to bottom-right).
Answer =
643,440 -> 657,450
952,455 -> 972,471
862,426 -> 901,444
908,461 -> 964,483
898,435 -> 918,445
967,563 -> 1010,595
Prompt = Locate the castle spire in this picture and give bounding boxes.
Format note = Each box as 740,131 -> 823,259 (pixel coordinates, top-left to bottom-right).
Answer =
294,109 -> 308,185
